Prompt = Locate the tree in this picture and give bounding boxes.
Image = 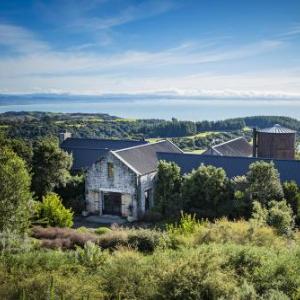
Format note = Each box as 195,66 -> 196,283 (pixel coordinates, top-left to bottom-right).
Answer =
246,161 -> 283,206
31,138 -> 72,199
267,200 -> 294,235
250,200 -> 294,235
35,193 -> 73,227
0,147 -> 32,233
154,161 -> 182,217
282,181 -> 300,224
0,133 -> 32,169
182,164 -> 233,218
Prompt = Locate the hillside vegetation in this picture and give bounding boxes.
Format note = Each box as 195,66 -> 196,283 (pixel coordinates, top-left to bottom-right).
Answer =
1,112 -> 299,152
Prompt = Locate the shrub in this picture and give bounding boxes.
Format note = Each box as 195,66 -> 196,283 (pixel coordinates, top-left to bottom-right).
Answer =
97,230 -> 129,250
31,226 -> 99,249
246,161 -> 284,205
182,164 -> 233,218
154,160 -> 183,217
35,193 -> 74,227
74,241 -> 107,269
94,227 -> 112,235
76,226 -> 90,233
250,200 -> 295,236
128,229 -> 163,253
267,200 -> 294,236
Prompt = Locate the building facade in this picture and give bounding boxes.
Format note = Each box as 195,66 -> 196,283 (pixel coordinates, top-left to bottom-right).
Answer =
85,140 -> 182,220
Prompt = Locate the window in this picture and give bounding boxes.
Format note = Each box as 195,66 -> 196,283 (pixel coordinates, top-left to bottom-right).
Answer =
144,189 -> 152,211
107,162 -> 114,179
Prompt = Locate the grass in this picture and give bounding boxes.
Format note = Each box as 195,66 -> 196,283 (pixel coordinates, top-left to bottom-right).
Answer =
184,149 -> 205,154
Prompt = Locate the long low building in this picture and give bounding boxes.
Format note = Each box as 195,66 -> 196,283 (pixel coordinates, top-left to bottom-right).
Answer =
157,152 -> 300,184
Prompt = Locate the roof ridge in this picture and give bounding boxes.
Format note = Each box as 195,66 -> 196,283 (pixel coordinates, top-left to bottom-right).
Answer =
212,137 -> 247,149
158,151 -> 300,163
63,137 -> 145,143
113,139 -> 168,153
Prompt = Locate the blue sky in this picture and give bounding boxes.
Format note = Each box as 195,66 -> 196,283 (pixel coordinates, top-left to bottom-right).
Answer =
0,0 -> 300,99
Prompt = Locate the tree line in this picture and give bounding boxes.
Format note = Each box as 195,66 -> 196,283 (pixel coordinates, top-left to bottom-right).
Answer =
154,160 -> 299,234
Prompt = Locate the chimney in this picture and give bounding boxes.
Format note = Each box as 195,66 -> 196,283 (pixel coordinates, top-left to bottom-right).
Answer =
252,128 -> 257,157
59,131 -> 72,144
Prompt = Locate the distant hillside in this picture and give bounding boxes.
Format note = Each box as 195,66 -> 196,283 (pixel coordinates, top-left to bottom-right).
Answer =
0,112 -> 299,143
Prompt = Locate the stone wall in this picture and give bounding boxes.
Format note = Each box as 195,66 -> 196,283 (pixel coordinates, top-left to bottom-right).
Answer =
85,152 -> 138,218
138,172 -> 156,217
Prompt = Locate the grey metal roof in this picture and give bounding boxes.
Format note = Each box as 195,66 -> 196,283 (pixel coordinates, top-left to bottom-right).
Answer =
203,137 -> 252,157
158,152 -> 300,185
61,138 -> 147,150
257,124 -> 296,134
61,138 -> 147,170
114,140 -> 183,175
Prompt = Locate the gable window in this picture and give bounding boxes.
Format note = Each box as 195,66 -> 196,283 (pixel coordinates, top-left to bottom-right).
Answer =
107,162 -> 114,179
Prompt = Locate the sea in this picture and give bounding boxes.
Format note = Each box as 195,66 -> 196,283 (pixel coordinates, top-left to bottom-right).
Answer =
0,95 -> 299,121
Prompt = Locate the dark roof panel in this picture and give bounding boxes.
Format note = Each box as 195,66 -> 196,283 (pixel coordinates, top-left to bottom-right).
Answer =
61,138 -> 147,170
67,148 -> 109,170
203,137 -> 252,157
114,140 -> 182,175
158,152 -> 300,185
61,138 -> 147,150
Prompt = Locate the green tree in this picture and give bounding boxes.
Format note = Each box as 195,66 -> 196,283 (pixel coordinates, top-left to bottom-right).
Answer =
282,181 -> 300,224
0,147 -> 32,233
246,161 -> 283,206
268,200 -> 294,235
0,133 -> 32,169
250,200 -> 294,235
31,138 -> 72,199
182,164 -> 233,218
35,192 -> 73,227
154,161 -> 182,217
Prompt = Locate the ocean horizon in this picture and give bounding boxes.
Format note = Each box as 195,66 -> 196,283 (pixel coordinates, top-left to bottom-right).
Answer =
1,96 -> 300,121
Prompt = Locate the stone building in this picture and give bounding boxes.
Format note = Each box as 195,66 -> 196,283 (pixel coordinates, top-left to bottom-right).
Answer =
85,140 -> 182,220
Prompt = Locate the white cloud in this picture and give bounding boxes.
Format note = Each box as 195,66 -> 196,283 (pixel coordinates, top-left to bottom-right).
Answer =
0,22 -> 298,98
0,24 -> 49,54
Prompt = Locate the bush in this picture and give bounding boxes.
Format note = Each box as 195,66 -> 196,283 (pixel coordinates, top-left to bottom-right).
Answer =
74,241 -> 107,269
128,229 -> 163,253
268,200 -> 294,236
94,227 -> 112,235
35,193 -> 74,227
97,230 -> 129,250
251,200 -> 295,236
182,164 -> 233,218
31,226 -> 99,249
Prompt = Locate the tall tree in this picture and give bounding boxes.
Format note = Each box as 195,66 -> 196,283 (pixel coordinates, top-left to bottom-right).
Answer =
182,164 -> 233,218
31,138 -> 72,199
246,161 -> 284,206
154,161 -> 182,216
0,147 -> 32,233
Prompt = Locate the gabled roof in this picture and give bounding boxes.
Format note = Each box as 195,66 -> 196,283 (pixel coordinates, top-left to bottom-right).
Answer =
113,140 -> 183,175
157,152 -> 300,185
61,138 -> 147,170
257,124 -> 296,134
202,137 -> 252,157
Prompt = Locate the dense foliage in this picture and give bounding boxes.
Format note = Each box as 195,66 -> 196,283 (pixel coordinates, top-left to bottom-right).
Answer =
1,216 -> 300,299
154,161 -> 182,217
0,147 -> 32,233
31,138 -> 72,199
34,193 -> 74,228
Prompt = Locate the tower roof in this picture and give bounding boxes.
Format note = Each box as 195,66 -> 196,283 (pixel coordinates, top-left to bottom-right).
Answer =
257,124 -> 296,134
